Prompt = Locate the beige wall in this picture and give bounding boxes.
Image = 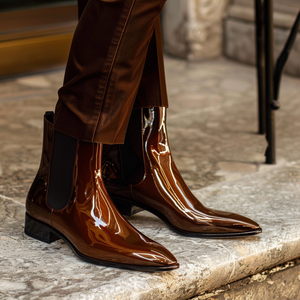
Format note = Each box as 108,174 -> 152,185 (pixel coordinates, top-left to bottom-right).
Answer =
162,0 -> 230,61
162,0 -> 300,77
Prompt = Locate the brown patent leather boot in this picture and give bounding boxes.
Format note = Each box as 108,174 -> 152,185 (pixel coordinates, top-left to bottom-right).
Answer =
25,112 -> 178,271
103,107 -> 262,237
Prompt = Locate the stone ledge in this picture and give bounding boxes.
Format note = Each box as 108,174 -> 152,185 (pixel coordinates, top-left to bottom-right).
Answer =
191,259 -> 300,299
2,160 -> 300,299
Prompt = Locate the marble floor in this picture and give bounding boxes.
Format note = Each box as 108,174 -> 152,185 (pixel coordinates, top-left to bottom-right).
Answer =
1,56 -> 300,299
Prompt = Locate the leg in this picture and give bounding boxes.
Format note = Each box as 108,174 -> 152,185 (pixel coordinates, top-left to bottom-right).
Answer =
55,0 -> 167,144
77,0 -> 168,109
25,0 -> 179,271
101,2 -> 262,237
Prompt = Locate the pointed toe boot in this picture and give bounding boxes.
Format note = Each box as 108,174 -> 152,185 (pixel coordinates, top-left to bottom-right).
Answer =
103,107 -> 262,238
25,112 -> 178,271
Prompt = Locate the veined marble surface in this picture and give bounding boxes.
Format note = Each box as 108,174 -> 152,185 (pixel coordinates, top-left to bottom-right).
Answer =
1,160 -> 300,299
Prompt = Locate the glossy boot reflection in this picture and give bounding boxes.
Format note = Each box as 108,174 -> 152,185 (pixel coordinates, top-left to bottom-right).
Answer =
104,107 -> 262,237
25,112 -> 179,271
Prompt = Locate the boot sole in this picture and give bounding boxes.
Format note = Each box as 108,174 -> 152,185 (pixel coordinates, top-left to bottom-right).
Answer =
111,195 -> 262,238
24,213 -> 179,272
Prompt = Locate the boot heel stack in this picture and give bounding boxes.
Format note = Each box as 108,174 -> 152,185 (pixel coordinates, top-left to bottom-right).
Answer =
111,197 -> 143,217
25,213 -> 60,244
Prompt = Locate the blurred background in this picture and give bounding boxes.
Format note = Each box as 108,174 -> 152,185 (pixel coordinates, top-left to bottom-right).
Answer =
0,0 -> 299,79
0,0 -> 77,78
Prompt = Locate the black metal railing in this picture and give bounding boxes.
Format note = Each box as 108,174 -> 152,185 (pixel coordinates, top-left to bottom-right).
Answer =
255,0 -> 300,164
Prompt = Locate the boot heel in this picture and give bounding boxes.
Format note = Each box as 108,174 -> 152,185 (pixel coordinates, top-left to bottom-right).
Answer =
111,197 -> 143,217
24,213 -> 60,244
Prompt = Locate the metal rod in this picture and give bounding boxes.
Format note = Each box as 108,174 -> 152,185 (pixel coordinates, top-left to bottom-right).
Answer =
273,11 -> 300,103
255,0 -> 266,134
264,0 -> 276,164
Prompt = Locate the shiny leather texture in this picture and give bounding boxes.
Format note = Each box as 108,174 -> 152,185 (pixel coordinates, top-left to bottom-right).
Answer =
25,112 -> 179,271
104,107 -> 262,237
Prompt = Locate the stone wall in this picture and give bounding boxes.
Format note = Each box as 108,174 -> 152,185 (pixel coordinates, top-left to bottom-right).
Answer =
224,0 -> 300,77
162,0 -> 230,61
162,0 -> 300,77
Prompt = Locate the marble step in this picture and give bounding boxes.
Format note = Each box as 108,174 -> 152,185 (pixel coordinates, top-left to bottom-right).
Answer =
1,160 -> 300,299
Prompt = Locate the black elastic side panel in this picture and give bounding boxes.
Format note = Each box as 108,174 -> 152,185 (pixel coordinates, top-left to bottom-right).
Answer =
120,108 -> 144,184
47,131 -> 77,210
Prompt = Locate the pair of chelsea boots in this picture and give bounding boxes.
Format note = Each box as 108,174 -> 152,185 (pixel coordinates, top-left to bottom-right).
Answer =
25,109 -> 261,271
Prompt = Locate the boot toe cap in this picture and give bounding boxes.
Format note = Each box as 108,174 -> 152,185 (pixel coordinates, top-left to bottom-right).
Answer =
203,209 -> 262,236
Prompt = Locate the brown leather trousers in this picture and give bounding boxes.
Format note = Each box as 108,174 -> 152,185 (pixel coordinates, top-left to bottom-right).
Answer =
54,0 -> 168,144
